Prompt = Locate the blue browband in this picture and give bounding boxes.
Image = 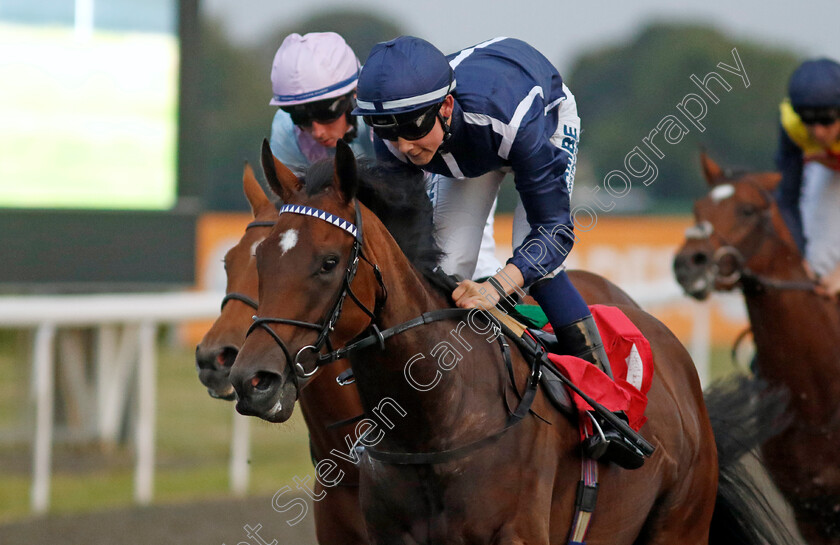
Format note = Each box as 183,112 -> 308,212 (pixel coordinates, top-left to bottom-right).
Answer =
278,204 -> 359,240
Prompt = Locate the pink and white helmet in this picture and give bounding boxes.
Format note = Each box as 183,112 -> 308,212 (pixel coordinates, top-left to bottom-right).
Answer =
269,32 -> 361,106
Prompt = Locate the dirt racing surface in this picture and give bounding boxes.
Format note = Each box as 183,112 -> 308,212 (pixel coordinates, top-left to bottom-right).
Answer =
0,494 -> 316,545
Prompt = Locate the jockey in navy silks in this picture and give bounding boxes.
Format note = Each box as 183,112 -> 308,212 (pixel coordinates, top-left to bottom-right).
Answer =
353,36 -> 645,469
775,58 -> 840,298
267,32 -> 502,280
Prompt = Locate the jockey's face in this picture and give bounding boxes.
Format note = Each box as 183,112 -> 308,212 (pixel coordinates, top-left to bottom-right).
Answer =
395,95 -> 454,166
302,115 -> 352,148
807,118 -> 840,148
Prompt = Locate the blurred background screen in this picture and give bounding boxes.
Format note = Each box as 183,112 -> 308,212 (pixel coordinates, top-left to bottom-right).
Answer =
0,0 -> 195,291
0,23 -> 178,210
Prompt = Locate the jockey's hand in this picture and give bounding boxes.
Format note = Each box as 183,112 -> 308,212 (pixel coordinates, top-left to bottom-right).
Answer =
817,263 -> 840,300
452,279 -> 499,309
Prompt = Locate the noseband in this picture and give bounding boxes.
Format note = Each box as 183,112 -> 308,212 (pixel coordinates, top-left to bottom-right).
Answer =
685,181 -> 816,293
245,201 -> 386,379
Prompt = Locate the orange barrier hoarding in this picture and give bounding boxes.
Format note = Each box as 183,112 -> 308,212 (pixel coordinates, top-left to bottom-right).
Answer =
186,213 -> 748,348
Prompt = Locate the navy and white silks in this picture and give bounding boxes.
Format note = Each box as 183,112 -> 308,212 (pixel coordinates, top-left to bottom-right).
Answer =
269,110 -> 503,279
374,37 -> 580,288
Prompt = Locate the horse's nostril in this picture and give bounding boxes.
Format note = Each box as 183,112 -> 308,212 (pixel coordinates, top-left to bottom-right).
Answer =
251,371 -> 277,392
218,347 -> 238,368
691,253 -> 708,266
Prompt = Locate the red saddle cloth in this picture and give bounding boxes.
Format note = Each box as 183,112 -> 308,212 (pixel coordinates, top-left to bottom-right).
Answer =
545,304 -> 654,431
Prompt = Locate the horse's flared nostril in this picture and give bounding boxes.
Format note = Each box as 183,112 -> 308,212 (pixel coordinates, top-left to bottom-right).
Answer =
691,252 -> 709,267
251,371 -> 280,392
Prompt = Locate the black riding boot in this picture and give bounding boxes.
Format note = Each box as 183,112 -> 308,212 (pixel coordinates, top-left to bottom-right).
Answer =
554,316 -> 646,470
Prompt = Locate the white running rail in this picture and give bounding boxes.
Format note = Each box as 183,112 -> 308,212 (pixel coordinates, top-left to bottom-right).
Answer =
0,285 -> 713,513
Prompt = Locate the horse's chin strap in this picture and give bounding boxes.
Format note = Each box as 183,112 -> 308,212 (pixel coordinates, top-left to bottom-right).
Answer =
246,200 -> 386,380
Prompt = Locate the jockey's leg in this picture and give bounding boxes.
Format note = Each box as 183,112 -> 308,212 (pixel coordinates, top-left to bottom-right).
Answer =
427,171 -> 505,280
530,271 -> 645,470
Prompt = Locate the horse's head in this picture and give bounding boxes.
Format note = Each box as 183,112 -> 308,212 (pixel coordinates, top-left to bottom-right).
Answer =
195,164 -> 276,400
229,140 -> 384,422
673,152 -> 793,299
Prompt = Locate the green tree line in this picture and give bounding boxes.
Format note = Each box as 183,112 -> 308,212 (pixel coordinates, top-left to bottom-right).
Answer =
190,17 -> 802,213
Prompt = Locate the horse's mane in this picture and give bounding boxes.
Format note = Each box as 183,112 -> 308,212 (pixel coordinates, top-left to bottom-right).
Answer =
301,159 -> 444,272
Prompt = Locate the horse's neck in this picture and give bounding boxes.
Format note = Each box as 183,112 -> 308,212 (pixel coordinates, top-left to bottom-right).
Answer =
352,225 -> 510,449
742,253 -> 840,420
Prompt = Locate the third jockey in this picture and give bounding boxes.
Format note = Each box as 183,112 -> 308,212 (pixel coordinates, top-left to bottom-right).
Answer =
353,36 -> 645,469
776,58 -> 840,298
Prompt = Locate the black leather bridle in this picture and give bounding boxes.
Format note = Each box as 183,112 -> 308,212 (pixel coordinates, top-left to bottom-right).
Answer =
245,201 -> 385,379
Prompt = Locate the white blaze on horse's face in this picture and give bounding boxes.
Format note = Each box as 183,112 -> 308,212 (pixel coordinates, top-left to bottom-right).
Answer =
710,184 -> 735,203
278,229 -> 298,256
250,238 -> 265,258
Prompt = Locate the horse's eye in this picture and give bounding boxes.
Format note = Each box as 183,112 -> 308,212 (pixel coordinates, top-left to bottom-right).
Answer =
320,256 -> 340,274
737,204 -> 758,218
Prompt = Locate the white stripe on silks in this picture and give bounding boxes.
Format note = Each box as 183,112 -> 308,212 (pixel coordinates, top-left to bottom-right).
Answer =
462,86 -> 545,160
463,112 -> 516,158
499,86 -> 544,158
543,96 -> 566,115
440,152 -> 465,179
449,37 -> 508,69
381,83 -> 454,111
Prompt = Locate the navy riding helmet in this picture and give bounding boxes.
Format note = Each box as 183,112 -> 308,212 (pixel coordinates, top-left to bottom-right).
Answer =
353,36 -> 455,117
788,58 -> 840,112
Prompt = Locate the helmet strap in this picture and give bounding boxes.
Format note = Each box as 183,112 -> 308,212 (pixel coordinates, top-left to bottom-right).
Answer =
343,112 -> 358,143
437,111 -> 452,151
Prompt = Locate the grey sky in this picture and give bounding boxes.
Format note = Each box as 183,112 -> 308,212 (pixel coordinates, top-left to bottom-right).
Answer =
204,0 -> 839,72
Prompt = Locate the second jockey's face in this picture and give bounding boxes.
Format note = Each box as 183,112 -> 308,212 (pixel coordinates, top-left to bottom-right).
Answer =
395,95 -> 454,166
807,119 -> 840,148
303,115 -> 351,148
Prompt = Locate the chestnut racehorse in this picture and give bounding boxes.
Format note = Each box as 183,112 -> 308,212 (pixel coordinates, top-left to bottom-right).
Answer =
228,140 -> 792,545
674,153 -> 840,544
195,163 -> 636,545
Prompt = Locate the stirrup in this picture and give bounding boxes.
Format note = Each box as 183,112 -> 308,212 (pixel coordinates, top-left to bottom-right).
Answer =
582,413 -> 646,470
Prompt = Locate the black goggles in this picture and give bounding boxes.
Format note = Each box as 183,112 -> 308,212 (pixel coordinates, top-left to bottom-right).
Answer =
363,103 -> 442,141
796,106 -> 840,126
280,94 -> 354,127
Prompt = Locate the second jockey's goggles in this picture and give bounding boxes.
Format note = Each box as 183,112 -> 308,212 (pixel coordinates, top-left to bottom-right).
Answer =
795,106 -> 840,126
280,93 -> 354,127
364,102 -> 442,141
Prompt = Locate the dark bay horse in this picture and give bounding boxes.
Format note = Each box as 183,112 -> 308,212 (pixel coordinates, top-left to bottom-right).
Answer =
228,140 -> 791,544
674,153 -> 840,544
195,163 -> 637,545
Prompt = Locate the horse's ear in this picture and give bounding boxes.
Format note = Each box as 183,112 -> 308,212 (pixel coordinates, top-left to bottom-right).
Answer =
757,172 -> 783,193
242,162 -> 270,217
333,139 -> 358,202
699,150 -> 725,186
260,139 -> 303,201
